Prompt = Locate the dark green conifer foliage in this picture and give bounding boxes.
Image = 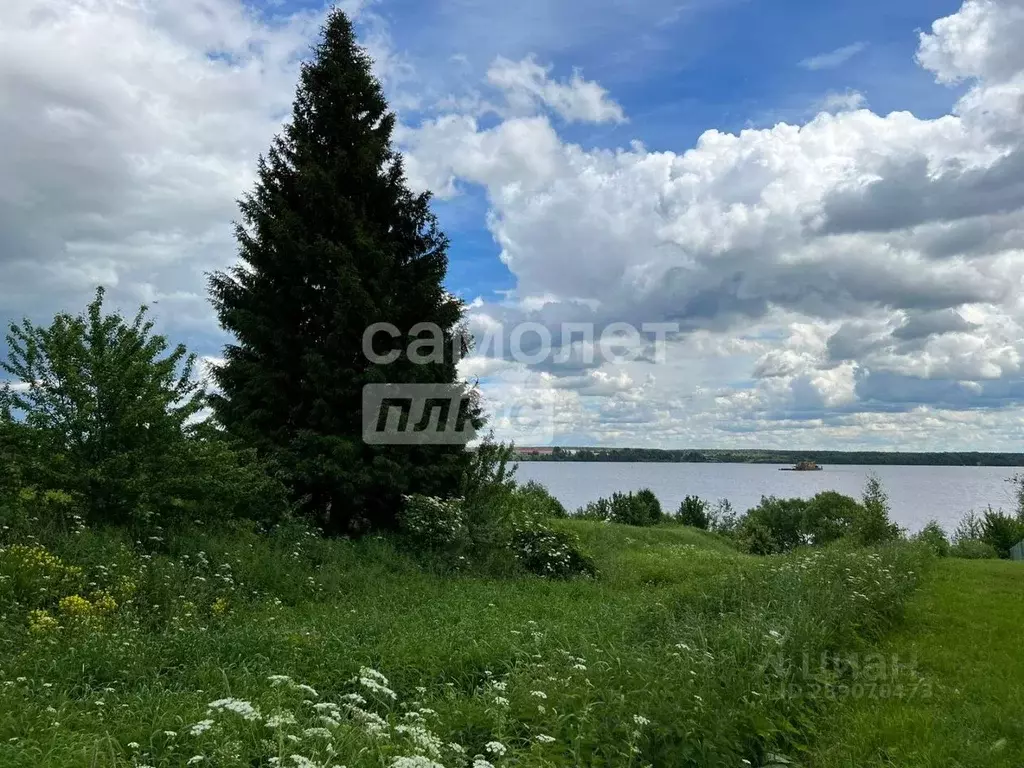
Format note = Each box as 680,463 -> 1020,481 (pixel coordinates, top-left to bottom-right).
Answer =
209,9 -> 473,534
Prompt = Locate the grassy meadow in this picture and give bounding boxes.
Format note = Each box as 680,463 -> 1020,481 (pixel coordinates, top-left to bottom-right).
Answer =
810,557 -> 1024,767
0,518 -> 930,768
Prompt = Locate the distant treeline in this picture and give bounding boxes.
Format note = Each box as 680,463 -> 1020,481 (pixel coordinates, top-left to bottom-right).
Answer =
517,447 -> 1024,466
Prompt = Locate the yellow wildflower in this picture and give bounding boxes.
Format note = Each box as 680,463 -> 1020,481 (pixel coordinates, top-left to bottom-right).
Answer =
58,594 -> 94,618
28,609 -> 59,635
91,593 -> 118,615
211,597 -> 229,615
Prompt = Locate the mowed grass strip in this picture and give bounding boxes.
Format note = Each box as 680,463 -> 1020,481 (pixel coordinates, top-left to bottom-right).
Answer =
810,558 -> 1024,768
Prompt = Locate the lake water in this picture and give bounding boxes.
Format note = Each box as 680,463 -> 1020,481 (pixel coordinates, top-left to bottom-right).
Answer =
514,462 -> 1022,533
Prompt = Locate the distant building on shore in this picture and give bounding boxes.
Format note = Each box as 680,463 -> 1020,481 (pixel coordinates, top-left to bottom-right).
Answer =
517,447 -> 555,456
515,447 -> 582,458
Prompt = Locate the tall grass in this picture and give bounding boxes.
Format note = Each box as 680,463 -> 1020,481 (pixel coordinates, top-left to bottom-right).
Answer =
0,519 -> 928,767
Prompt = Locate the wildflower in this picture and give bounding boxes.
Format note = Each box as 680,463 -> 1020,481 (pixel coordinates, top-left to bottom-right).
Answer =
633,714 -> 650,727
163,730 -> 178,738
296,684 -> 318,698
355,674 -> 397,700
343,703 -> 389,736
472,758 -> 495,768
530,690 -> 547,699
189,720 -> 215,736
492,696 -> 509,708
572,663 -> 587,671
390,758 -> 446,768
341,693 -> 367,705
484,741 -> 507,756
28,610 -> 59,635
92,593 -> 117,615
187,758 -> 205,765
303,727 -> 333,739
268,675 -> 294,687
128,742 -> 140,749
58,595 -> 93,618
395,722 -> 444,758
358,667 -> 390,685
207,698 -> 261,722
535,734 -> 556,743
266,712 -> 298,728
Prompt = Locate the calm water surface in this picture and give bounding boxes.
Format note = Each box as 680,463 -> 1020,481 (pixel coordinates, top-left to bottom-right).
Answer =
514,462 -> 1021,533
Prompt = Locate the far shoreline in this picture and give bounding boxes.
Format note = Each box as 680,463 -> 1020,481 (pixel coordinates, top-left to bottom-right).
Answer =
512,448 -> 1024,467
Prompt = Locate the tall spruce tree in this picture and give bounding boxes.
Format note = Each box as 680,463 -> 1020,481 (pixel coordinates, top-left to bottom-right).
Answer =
209,9 -> 473,534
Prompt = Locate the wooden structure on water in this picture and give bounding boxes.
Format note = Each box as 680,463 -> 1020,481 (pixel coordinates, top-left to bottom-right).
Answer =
779,460 -> 823,472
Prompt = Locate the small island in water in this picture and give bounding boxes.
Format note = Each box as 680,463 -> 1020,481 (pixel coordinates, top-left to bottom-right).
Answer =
780,460 -> 824,471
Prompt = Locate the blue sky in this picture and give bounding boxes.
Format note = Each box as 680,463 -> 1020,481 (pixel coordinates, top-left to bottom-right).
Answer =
374,0 -> 966,303
3,0 -> 1024,450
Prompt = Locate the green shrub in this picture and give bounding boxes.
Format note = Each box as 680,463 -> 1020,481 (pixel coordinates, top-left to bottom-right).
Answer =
912,520 -> 950,557
398,443 -> 593,578
802,491 -> 863,545
854,474 -> 903,545
510,524 -> 597,579
675,495 -> 711,529
1009,472 -> 1024,517
980,507 -> 1024,559
458,438 -> 519,550
577,489 -> 663,527
710,498 -> 740,536
0,289 -> 287,529
950,538 -> 1000,559
0,487 -> 87,542
577,496 -> 613,521
951,507 -> 1024,559
724,478 -> 902,556
630,488 -> 664,525
398,495 -> 466,550
953,510 -> 985,542
517,480 -> 568,519
736,496 -> 809,554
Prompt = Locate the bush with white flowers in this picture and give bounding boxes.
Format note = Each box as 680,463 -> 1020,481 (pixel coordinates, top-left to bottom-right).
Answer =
399,495 -> 467,550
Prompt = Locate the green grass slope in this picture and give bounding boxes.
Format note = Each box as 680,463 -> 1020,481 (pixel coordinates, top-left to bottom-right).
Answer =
0,520 -> 926,767
810,558 -> 1024,767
